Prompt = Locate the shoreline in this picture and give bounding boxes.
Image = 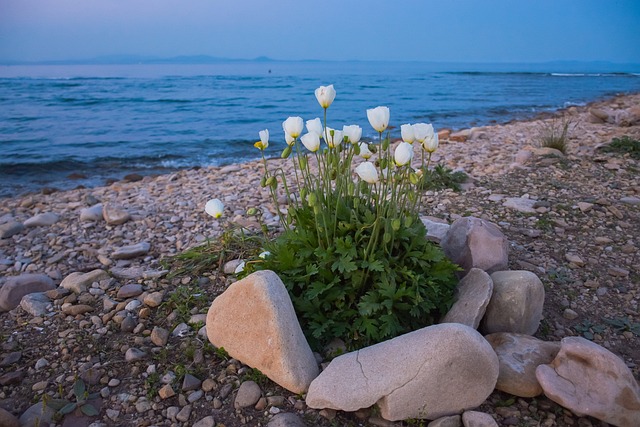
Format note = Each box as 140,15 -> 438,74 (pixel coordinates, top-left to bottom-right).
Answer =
1,91 -> 639,200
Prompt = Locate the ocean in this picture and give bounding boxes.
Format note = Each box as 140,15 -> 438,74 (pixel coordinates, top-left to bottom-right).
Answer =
1,61 -> 639,198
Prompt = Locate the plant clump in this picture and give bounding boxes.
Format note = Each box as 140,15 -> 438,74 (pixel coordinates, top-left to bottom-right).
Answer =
246,85 -> 459,350
536,116 -> 574,154
599,135 -> 640,159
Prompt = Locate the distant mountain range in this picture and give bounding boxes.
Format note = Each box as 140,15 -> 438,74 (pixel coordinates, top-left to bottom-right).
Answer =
2,55 -> 639,73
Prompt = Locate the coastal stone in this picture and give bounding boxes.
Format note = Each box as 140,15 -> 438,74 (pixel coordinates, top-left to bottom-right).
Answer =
0,351 -> 22,367
0,221 -> 24,239
24,212 -> 59,227
421,216 -> 451,243
112,242 -> 150,260
206,270 -> 319,394
0,371 -> 24,385
0,408 -> 20,427
502,197 -> 537,213
102,202 -> 131,225
176,405 -> 192,422
485,333 -> 560,397
536,337 -> 640,427
80,203 -> 104,221
151,326 -> 170,346
562,308 -> 578,320
125,348 -> 147,362
514,149 -> 533,165
461,411 -> 498,427
223,258 -> 244,274
267,412 -> 308,427
565,253 -> 585,267
0,274 -> 55,311
143,291 -> 164,307
109,266 -> 145,280
158,384 -> 175,399
60,269 -> 110,294
428,415 -> 462,427
182,373 -> 202,391
117,283 -> 144,298
620,196 -> 640,205
20,292 -> 52,316
441,268 -> 493,329
440,217 -> 509,275
62,304 -> 94,315
588,107 -> 610,122
193,416 -> 216,427
481,270 -> 545,335
449,129 -> 470,142
306,323 -> 499,421
18,402 -> 56,427
235,380 -> 262,408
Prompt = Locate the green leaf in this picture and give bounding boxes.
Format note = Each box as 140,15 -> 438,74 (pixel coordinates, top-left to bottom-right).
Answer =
80,403 -> 100,417
73,379 -> 86,400
59,402 -> 77,415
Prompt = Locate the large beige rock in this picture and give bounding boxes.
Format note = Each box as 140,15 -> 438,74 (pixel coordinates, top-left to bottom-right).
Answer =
306,323 -> 499,421
0,274 -> 55,311
441,268 -> 493,329
481,271 -> 544,335
536,337 -> 640,427
206,270 -> 318,394
440,217 -> 508,275
103,202 -> 131,225
60,269 -> 110,294
485,333 -> 560,397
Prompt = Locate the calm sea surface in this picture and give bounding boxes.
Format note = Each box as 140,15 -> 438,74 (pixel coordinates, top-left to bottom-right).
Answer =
1,61 -> 639,197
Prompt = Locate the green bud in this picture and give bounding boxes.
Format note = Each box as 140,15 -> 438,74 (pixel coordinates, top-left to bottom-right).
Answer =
383,232 -> 392,244
379,158 -> 388,170
281,145 -> 292,159
408,192 -> 416,202
246,207 -> 258,216
266,176 -> 276,187
307,192 -> 317,207
260,176 -> 267,187
404,216 -> 414,228
382,138 -> 390,151
409,173 -> 419,185
391,218 -> 401,231
368,143 -> 377,154
299,155 -> 308,170
354,143 -> 361,156
330,168 -> 337,180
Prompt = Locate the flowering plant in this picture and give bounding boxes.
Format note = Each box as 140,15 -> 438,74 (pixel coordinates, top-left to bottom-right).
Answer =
251,85 -> 458,349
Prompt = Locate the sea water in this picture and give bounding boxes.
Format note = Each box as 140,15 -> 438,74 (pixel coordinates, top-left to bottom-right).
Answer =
1,61 -> 639,197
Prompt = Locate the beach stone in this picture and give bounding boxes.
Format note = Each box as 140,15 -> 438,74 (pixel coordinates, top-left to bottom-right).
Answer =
0,352 -> 21,367
0,408 -> 19,427
110,266 -> 145,280
502,197 -> 537,213
481,270 -> 545,335
182,373 -> 202,391
428,415 -> 461,427
143,291 -> 164,307
235,380 -> 262,408
0,274 -> 55,311
485,333 -> 560,397
24,212 -> 59,227
589,107 -> 610,123
60,269 -> 109,294
112,242 -> 150,260
0,221 -> 24,239
151,326 -> 170,346
441,268 -> 493,329
536,337 -> 640,427
440,217 -> 509,275
117,283 -> 144,298
421,216 -> 451,243
62,304 -> 94,316
125,348 -> 147,362
449,129 -> 470,142
18,401 -> 57,427
461,411 -> 498,427
206,270 -> 319,394
193,415 -> 216,427
103,202 -> 131,225
514,149 -> 533,165
20,292 -> 52,316
80,203 -> 104,221
306,323 -> 499,421
267,412 -> 308,427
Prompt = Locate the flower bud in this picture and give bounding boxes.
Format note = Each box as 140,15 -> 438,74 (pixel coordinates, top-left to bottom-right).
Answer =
367,106 -> 390,132
314,84 -> 336,109
205,198 -> 224,219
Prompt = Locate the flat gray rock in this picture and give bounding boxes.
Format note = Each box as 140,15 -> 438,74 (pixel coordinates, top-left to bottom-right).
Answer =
0,221 -> 24,239
112,242 -> 150,260
80,203 -> 104,222
24,212 -> 60,227
441,268 -> 493,329
0,274 -> 55,312
60,269 -> 110,294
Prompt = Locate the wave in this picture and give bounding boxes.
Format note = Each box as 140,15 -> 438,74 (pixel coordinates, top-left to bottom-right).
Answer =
442,71 -> 639,77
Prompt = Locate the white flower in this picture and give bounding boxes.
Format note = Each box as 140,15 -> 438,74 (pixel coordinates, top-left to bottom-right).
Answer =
342,125 -> 362,144
423,131 -> 439,153
359,143 -> 373,159
394,142 -> 414,166
205,198 -> 224,218
254,129 -> 269,150
325,127 -> 343,148
258,251 -> 271,259
234,261 -> 245,274
306,117 -> 323,137
314,84 -> 336,109
355,162 -> 379,184
300,132 -> 321,152
401,124 -> 415,144
367,106 -> 390,133
282,116 -> 304,139
285,132 -> 295,146
413,123 -> 434,143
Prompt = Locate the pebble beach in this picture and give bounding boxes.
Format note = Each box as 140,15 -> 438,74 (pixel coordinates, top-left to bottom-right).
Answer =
1,93 -> 639,426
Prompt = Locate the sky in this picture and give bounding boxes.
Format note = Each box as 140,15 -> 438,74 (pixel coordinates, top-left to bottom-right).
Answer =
1,0 -> 639,64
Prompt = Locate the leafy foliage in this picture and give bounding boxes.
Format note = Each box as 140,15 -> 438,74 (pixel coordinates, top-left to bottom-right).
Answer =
537,117 -> 573,154
45,378 -> 100,419
599,136 -> 640,159
418,164 -> 468,192
256,192 -> 459,350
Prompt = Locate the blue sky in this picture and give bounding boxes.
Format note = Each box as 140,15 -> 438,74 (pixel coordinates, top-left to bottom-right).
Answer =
1,0 -> 639,63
